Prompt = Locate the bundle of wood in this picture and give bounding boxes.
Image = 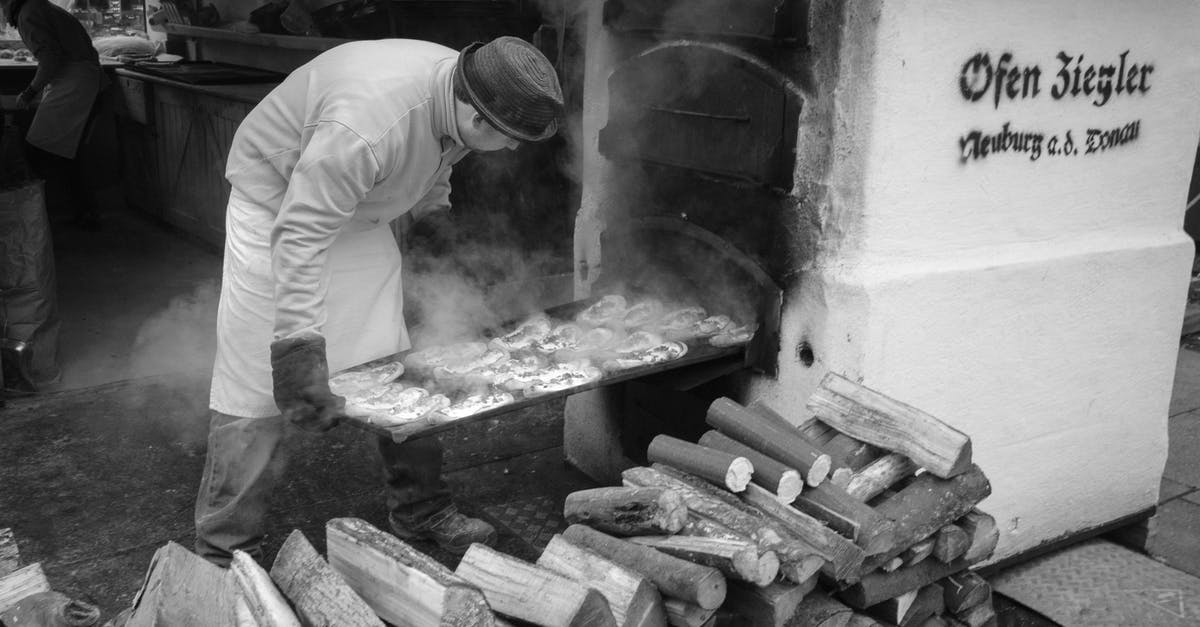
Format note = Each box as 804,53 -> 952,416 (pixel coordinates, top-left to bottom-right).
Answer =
560,373 -> 1001,627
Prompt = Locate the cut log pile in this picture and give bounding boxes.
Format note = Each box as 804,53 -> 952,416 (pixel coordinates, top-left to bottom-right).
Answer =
15,373 -> 999,627
562,373 -> 1001,626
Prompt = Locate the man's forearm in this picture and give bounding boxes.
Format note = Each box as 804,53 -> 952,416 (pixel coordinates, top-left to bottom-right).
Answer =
25,52 -> 62,95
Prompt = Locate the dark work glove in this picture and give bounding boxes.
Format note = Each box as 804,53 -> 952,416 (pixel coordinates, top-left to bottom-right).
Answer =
270,334 -> 345,432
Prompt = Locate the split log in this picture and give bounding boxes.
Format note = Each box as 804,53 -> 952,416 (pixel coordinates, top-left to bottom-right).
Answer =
456,543 -> 616,627
861,466 -> 991,572
679,516 -> 751,543
708,398 -> 833,486
564,487 -> 688,536
901,538 -> 935,567
269,530 -> 382,627
662,599 -> 714,627
948,595 -> 995,627
846,615 -> 888,627
879,557 -> 904,573
838,558 -> 970,609
622,466 -> 780,548
647,435 -> 754,493
867,589 -> 917,625
740,483 -> 865,582
123,542 -> 235,627
931,525 -> 970,564
919,615 -> 948,627
326,517 -> 496,627
846,454 -> 919,502
0,563 -> 50,614
748,399 -> 882,473
806,373 -> 972,478
956,511 -> 999,564
792,479 -> 897,556
698,431 -> 804,502
723,578 -> 817,627
0,529 -> 17,578
231,550 -> 302,627
627,465 -> 824,584
796,419 -> 882,472
536,534 -> 667,627
940,571 -> 991,614
628,536 -> 778,587
867,584 -> 944,627
562,524 -> 726,611
791,589 -> 855,627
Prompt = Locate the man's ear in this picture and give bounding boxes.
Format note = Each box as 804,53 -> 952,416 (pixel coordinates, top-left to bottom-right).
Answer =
471,111 -> 487,128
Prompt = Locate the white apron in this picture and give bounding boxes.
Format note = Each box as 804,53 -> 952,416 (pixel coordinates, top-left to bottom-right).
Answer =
26,61 -> 106,159
209,189 -> 410,418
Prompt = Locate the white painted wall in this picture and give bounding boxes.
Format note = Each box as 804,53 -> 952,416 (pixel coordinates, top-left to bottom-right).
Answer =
748,0 -> 1200,560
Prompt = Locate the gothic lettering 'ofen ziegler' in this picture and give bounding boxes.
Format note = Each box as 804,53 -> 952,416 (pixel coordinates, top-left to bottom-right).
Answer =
960,50 -> 1153,109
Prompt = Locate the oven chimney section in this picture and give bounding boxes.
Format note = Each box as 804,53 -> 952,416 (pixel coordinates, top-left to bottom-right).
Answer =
566,0 -> 1200,566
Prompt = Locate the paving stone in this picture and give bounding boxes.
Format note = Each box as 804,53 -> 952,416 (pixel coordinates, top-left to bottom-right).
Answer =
1147,498 -> 1200,580
992,539 -> 1200,626
1170,347 -> 1200,417
1165,410 -> 1200,487
1160,477 -> 1197,504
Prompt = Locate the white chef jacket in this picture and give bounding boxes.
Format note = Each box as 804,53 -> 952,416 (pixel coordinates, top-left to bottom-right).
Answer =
211,39 -> 471,417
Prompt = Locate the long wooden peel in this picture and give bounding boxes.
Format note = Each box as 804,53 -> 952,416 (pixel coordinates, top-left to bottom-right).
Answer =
647,435 -> 754,493
698,431 -> 804,502
536,535 -> 667,627
562,524 -> 727,611
806,373 -> 972,478
456,544 -> 617,627
708,398 -> 832,486
563,487 -> 688,536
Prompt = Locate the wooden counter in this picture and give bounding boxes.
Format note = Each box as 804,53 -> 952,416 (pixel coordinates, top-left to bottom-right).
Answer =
113,67 -> 279,249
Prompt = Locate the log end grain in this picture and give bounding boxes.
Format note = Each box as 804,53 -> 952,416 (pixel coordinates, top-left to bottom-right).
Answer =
727,458 -> 755,493
569,588 -> 619,627
753,551 -> 782,588
807,454 -> 833,487
829,468 -> 854,488
776,471 -> 804,503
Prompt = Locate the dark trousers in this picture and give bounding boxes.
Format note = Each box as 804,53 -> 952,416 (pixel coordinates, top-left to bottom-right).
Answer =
23,142 -> 96,225
193,410 -> 452,567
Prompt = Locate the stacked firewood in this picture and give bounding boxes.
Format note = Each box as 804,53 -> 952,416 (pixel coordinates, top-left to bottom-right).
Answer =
559,372 -> 1001,627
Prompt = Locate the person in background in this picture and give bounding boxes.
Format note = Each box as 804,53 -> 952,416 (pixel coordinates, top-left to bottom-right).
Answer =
2,0 -> 107,229
194,36 -> 563,566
